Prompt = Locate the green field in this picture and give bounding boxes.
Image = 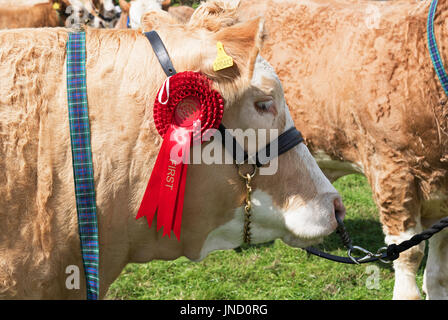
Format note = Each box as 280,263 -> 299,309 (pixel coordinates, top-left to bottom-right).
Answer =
106,174 -> 426,300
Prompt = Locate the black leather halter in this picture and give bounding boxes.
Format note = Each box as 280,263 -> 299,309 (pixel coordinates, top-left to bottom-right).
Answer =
144,31 -> 304,166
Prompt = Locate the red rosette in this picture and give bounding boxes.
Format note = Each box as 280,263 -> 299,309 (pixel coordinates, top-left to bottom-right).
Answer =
136,71 -> 225,241
154,71 -> 224,137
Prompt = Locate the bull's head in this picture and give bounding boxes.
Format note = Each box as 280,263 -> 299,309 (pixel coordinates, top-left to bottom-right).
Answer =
127,1 -> 345,262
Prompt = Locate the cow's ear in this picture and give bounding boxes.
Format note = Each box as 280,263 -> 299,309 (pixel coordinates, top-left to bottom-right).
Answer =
140,10 -> 179,32
51,0 -> 70,11
212,17 -> 265,82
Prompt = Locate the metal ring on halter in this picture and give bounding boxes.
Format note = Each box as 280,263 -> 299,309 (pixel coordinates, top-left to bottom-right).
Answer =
347,246 -> 376,264
237,163 -> 257,180
376,247 -> 392,264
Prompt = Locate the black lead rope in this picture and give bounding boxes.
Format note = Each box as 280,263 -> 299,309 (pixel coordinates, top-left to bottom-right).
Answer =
306,214 -> 448,265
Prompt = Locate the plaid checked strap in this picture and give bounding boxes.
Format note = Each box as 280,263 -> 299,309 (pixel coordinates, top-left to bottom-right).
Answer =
66,32 -> 100,300
427,0 -> 448,97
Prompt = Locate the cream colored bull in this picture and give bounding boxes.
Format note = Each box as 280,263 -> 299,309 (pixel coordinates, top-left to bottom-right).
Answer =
0,3 -> 344,299
238,0 -> 448,299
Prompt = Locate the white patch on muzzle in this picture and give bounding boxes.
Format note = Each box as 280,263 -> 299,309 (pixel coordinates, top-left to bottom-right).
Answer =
197,184 -> 338,261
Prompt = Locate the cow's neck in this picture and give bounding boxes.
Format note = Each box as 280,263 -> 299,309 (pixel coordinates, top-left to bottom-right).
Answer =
80,31 -> 186,294
84,30 -> 236,295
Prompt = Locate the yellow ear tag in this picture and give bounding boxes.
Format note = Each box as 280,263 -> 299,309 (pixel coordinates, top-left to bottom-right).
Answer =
213,42 -> 234,72
52,2 -> 61,10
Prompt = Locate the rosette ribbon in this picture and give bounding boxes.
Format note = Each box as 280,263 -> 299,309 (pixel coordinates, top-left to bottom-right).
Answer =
136,71 -> 224,241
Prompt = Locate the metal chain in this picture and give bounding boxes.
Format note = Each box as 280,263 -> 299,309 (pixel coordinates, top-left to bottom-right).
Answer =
238,164 -> 257,245
243,174 -> 253,244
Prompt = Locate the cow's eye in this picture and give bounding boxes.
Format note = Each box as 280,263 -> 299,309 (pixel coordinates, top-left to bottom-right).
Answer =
255,99 -> 274,113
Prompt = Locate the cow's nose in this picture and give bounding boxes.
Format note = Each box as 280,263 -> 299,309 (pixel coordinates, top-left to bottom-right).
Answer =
334,197 -> 346,222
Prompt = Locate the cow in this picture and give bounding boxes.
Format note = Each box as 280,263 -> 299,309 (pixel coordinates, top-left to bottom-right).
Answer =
0,0 -> 69,28
91,0 -> 121,22
232,0 -> 448,299
0,2 -> 345,299
68,0 -> 117,28
78,0 -> 122,27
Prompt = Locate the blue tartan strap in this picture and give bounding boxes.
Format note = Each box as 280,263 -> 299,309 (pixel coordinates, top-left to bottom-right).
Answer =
66,32 -> 100,300
427,0 -> 448,97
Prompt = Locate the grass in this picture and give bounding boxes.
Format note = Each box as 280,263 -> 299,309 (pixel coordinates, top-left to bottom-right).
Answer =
170,0 -> 202,8
106,174 -> 426,300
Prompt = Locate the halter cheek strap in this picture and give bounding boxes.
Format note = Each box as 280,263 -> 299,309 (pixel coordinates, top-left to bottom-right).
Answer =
145,31 -> 177,77
217,124 -> 304,167
144,30 -> 304,165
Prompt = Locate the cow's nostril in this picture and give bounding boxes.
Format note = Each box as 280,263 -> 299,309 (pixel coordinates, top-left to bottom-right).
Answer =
334,197 -> 346,222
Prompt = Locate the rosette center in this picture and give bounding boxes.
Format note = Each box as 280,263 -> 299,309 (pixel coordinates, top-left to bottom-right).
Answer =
174,96 -> 201,128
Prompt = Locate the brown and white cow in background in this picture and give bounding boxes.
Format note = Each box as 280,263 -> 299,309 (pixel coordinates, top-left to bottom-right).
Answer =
0,0 -> 70,28
69,0 -> 120,28
234,0 -> 448,299
0,0 -> 118,29
0,0 -> 345,298
115,0 -> 193,28
91,0 -> 121,22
